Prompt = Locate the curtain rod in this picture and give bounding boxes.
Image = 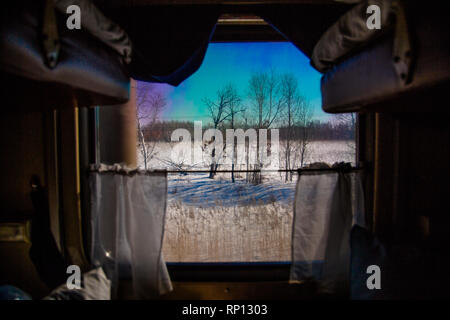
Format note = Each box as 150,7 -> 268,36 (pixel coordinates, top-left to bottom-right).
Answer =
165,167 -> 363,173
89,166 -> 364,175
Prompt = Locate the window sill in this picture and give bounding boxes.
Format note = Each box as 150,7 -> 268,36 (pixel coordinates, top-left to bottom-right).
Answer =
166,261 -> 291,282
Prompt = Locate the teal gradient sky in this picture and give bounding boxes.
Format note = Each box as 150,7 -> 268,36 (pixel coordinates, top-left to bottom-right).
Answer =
143,42 -> 329,123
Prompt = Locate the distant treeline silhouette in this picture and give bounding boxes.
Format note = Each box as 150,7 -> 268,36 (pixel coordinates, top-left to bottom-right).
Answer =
140,120 -> 354,142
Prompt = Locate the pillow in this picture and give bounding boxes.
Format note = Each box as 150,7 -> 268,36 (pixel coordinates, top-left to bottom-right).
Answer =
0,285 -> 32,300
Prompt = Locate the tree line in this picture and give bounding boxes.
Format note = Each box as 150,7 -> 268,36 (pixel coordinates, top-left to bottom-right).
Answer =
139,119 -> 354,143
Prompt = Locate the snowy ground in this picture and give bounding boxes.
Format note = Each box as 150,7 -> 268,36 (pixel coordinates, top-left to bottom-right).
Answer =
138,140 -> 355,262
163,173 -> 296,262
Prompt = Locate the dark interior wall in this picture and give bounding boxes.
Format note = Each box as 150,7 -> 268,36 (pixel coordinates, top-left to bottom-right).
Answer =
98,79 -> 137,167
371,111 -> 450,297
399,114 -> 450,245
357,113 -> 375,232
375,112 -> 450,246
0,112 -> 46,218
0,111 -> 50,297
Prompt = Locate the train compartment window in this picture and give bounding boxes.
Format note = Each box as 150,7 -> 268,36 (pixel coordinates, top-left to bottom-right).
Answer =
133,42 -> 356,264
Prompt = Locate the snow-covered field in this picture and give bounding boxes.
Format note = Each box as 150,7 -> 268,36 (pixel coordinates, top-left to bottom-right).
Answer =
139,140 -> 355,171
163,173 -> 296,262
139,140 -> 355,262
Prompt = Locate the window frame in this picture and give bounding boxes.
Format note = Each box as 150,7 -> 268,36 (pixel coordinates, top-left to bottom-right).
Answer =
83,20 -> 364,283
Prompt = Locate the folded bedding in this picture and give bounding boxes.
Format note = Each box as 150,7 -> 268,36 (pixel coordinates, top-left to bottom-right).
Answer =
311,0 -> 395,73
0,1 -> 130,107
315,1 -> 450,112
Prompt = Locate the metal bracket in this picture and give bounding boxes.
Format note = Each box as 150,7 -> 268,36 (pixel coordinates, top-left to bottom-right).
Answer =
392,0 -> 414,86
42,0 -> 61,69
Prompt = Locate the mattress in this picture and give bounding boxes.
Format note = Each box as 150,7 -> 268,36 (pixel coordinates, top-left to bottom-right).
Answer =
319,2 -> 450,113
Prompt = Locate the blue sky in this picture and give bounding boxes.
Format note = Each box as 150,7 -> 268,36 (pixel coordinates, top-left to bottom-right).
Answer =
145,42 -> 329,123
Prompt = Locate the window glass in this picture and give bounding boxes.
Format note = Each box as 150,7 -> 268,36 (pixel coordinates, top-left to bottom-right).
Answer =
136,42 -> 355,262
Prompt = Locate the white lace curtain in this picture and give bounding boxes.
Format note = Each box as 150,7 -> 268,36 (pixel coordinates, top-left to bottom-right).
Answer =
290,170 -> 366,292
88,164 -> 364,298
89,165 -> 172,299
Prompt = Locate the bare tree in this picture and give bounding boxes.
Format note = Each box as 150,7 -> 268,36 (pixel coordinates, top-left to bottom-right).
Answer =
331,113 -> 356,134
278,73 -> 313,180
226,86 -> 244,183
247,70 -> 285,183
280,73 -> 296,181
203,83 -> 240,178
136,82 -> 166,169
331,112 -> 357,157
240,108 -> 252,182
295,96 -> 313,169
248,69 -> 285,129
